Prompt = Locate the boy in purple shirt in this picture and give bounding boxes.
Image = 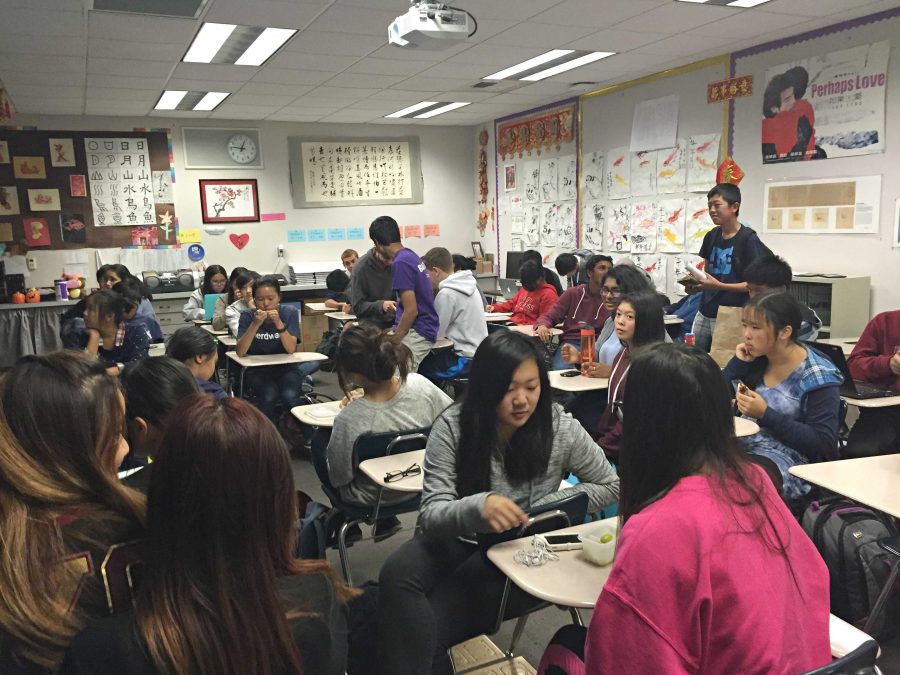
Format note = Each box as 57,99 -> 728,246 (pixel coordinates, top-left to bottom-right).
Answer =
369,215 -> 439,369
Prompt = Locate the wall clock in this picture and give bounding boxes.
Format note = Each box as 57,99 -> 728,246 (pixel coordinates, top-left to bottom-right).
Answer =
182,127 -> 263,169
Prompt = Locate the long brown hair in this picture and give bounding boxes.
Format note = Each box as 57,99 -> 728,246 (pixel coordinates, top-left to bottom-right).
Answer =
136,395 -> 355,674
334,323 -> 412,393
0,351 -> 145,669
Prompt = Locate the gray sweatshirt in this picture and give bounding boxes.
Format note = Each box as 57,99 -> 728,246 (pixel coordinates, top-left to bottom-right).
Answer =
327,373 -> 452,506
350,249 -> 395,329
419,403 -> 619,539
436,270 -> 488,358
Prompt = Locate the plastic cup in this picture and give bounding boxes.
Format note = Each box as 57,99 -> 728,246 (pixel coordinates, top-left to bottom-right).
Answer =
578,522 -> 617,566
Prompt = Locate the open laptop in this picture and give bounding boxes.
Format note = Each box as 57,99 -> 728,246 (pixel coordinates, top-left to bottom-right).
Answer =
203,293 -> 224,321
810,341 -> 900,399
498,278 -> 521,300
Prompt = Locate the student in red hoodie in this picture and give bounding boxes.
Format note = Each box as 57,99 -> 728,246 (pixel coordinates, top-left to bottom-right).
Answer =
845,310 -> 900,457
486,260 -> 558,326
535,254 -> 611,370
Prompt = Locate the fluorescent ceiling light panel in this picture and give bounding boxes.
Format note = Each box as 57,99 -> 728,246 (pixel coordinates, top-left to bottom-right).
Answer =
483,49 -> 574,80
522,52 -> 615,81
183,22 -> 236,63
155,90 -> 188,110
727,0 -> 772,6
414,102 -> 470,118
386,101 -> 439,118
234,27 -> 297,66
675,0 -> 772,4
193,92 -> 230,111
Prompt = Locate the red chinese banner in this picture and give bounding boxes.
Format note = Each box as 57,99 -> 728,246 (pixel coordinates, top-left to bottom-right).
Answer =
707,75 -> 753,104
497,102 -> 575,159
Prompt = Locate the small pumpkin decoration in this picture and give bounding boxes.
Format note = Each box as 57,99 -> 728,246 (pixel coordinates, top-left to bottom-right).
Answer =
25,289 -> 41,303
11,292 -> 25,304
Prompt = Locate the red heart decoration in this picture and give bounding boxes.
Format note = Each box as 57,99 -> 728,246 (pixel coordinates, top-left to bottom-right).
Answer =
229,233 -> 249,250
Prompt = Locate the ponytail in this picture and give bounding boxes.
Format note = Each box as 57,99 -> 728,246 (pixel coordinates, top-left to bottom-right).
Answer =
334,324 -> 412,393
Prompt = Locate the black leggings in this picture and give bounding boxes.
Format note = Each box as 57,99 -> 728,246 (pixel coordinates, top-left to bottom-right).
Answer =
845,407 -> 900,458
378,536 -> 510,674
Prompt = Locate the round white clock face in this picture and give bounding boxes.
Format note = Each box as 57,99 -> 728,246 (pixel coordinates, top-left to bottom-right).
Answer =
227,134 -> 258,164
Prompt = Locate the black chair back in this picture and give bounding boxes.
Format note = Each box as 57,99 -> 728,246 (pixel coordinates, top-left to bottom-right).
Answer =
801,639 -> 879,674
351,426 -> 431,469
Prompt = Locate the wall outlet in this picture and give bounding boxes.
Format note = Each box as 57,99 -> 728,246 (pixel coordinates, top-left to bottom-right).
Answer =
26,256 -> 37,271
277,244 -> 284,258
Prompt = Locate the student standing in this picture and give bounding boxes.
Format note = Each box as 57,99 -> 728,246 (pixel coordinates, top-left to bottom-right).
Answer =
690,183 -> 769,352
724,291 -> 841,500
420,246 -> 488,378
535,254 -> 611,370
845,310 -> 900,457
378,331 -> 619,674
182,265 -> 227,321
64,395 -> 354,675
538,343 -> 830,674
350,247 -> 396,329
369,215 -> 440,370
485,260 -> 558,326
236,275 -> 318,420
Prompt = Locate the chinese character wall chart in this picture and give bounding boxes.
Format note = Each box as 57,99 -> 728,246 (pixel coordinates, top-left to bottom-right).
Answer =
84,137 -> 156,227
288,136 -> 424,208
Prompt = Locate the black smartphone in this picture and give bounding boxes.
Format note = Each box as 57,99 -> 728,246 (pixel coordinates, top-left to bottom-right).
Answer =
545,533 -> 580,544
560,370 -> 581,378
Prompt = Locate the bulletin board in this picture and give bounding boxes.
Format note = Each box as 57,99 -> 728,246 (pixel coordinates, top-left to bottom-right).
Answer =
577,57 -> 729,298
493,98 -> 579,277
287,136 -> 424,208
0,128 -> 174,251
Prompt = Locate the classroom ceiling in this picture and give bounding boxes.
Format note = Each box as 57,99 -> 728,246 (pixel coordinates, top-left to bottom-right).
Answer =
0,0 -> 897,126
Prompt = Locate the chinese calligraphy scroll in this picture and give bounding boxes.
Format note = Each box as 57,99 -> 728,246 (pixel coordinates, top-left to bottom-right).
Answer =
84,137 -> 156,226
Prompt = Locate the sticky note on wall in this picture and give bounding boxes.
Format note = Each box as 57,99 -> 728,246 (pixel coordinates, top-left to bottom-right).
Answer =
308,228 -> 326,242
424,223 -> 440,237
178,228 -> 202,243
328,227 -> 346,241
347,227 -> 365,240
404,224 -> 422,238
288,229 -> 306,242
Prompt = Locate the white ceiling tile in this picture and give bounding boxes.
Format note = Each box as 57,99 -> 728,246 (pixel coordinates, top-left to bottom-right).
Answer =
1,71 -> 86,87
3,0 -> 85,10
88,39 -> 186,61
304,85 -> 381,100
250,68 -> 335,86
10,97 -> 84,115
148,109 -> 211,119
225,92 -> 299,107
761,0 -> 880,16
613,3 -> 737,34
365,89 -> 443,102
87,73 -> 170,90
0,34 -> 84,57
86,87 -> 161,102
84,99 -> 153,116
306,5 -> 403,36
210,103 -> 285,117
563,29 -> 663,52
530,0 -> 669,27
88,11 -> 198,43
237,82 -> 315,97
398,75 -> 477,91
682,9 -> 811,42
88,58 -> 175,78
365,42 -> 471,61
204,0 -> 326,29
6,83 -> 84,100
2,55 -> 85,74
416,61 -> 496,80
266,50 -> 359,72
432,90 -> 503,102
448,0 -> 566,21
286,30 -> 386,56
324,72 -> 408,88
321,110 -> 381,123
171,62 -> 257,82
345,58 -> 433,76
267,112 -> 328,121
485,22 -> 597,48
0,8 -> 83,37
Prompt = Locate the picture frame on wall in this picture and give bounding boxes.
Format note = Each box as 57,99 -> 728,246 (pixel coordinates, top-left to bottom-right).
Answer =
199,179 -> 260,224
504,163 -> 517,192
471,241 -> 484,259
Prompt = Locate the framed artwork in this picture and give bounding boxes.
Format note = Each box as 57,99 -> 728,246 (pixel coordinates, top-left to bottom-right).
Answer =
199,179 -> 259,224
49,138 -> 76,167
13,156 -> 46,180
23,216 -> 51,247
28,188 -> 61,211
504,163 -> 517,191
0,186 -> 20,215
69,174 -> 87,197
0,141 -> 8,164
471,241 -> 484,259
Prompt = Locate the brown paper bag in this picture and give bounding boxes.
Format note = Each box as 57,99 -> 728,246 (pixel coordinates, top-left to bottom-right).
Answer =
709,305 -> 744,368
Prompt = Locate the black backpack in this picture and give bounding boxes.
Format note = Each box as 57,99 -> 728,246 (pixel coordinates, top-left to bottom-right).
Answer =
802,496 -> 899,634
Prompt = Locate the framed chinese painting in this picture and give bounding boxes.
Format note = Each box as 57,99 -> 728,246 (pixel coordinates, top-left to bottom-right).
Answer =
199,179 -> 260,224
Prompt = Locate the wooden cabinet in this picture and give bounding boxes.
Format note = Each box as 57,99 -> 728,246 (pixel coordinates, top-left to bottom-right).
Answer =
790,275 -> 870,339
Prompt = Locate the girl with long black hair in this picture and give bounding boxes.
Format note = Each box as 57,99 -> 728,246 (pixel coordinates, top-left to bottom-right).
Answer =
378,330 -> 619,674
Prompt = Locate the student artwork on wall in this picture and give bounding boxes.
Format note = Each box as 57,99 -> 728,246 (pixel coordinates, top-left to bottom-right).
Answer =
658,199 -> 686,253
27,188 -> 61,211
504,163 -> 517,192
630,151 -> 657,197
0,141 -> 8,164
69,174 -> 86,197
0,186 -> 20,215
762,175 -> 881,234
23,216 -> 52,247
48,138 -> 76,167
582,151 -> 604,200
630,201 -> 658,254
672,253 -> 703,296
539,157 -> 558,202
606,148 -> 630,200
60,213 -> 86,243
557,202 -> 577,249
84,137 -> 156,226
152,170 -> 172,202
583,202 -> 604,249
687,134 -> 720,190
635,254 -> 667,293
657,139 -> 686,193
288,137 -> 424,208
761,41 -> 888,163
894,199 -> 900,249
13,156 -> 46,180
540,202 -> 558,247
525,205 -> 541,246
522,161 -> 540,204
607,203 -> 630,253
686,196 -> 715,252
559,155 -> 577,201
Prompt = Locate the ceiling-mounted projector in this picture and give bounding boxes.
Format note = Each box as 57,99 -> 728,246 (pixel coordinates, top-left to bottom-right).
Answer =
389,1 -> 475,50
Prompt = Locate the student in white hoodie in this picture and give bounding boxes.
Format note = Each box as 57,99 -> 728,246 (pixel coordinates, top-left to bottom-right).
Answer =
419,247 -> 489,381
